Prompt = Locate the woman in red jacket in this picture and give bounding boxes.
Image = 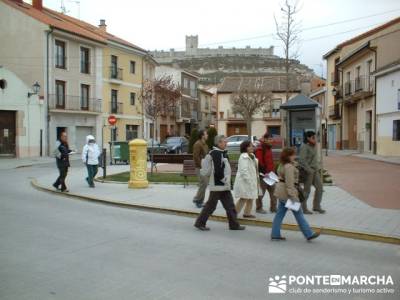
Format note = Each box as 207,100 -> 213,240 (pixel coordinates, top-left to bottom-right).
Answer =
255,133 -> 277,213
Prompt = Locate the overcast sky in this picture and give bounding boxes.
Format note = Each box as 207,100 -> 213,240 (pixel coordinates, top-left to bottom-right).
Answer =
43,0 -> 400,77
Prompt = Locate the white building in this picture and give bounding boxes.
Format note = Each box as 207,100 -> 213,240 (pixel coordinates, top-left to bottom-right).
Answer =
0,67 -> 45,157
375,61 -> 400,156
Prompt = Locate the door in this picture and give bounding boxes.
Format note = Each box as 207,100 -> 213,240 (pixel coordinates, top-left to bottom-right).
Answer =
0,111 -> 16,156
328,125 -> 336,150
160,124 -> 168,142
76,126 -> 93,153
227,123 -> 247,137
347,104 -> 358,150
365,110 -> 372,152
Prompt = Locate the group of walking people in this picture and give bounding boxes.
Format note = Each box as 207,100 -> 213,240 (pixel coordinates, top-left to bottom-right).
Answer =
192,130 -> 325,241
52,131 -> 101,192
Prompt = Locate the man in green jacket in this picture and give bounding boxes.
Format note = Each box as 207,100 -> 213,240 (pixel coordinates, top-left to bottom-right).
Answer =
192,129 -> 209,208
298,131 -> 325,214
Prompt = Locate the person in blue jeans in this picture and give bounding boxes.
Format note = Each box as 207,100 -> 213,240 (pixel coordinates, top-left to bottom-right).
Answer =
271,147 -> 320,241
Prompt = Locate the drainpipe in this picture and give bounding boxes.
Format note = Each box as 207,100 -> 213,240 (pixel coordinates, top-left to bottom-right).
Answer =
370,47 -> 377,154
46,26 -> 54,156
339,68 -> 344,150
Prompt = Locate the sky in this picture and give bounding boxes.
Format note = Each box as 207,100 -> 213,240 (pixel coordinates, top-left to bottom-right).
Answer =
43,0 -> 400,77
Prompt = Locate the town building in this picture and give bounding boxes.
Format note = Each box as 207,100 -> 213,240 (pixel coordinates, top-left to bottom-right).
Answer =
324,17 -> 400,154
155,65 -> 199,140
198,88 -> 214,129
216,76 -> 304,138
374,60 -> 400,156
0,67 -> 45,157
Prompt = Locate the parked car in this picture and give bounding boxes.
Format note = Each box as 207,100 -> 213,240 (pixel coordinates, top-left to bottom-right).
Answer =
162,137 -> 189,154
226,135 -> 259,152
147,139 -> 167,157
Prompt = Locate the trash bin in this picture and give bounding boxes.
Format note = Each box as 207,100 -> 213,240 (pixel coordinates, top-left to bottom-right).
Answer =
109,141 -> 129,165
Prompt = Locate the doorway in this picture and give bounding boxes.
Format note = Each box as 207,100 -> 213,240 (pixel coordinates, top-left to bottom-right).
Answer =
0,110 -> 16,156
227,123 -> 247,136
365,110 -> 372,152
347,104 -> 358,150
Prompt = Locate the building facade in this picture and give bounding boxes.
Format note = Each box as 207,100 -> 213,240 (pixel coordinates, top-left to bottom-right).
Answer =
324,17 -> 400,154
198,89 -> 213,129
375,61 -> 400,156
0,67 -> 45,157
216,76 -> 303,138
155,65 -> 199,140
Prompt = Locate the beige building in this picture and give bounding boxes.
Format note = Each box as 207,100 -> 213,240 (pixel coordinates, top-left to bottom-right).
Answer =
324,17 -> 400,153
216,77 -> 303,138
198,88 -> 214,129
0,0 -> 106,153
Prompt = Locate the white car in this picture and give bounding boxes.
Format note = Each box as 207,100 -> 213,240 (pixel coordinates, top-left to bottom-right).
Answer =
226,135 -> 259,152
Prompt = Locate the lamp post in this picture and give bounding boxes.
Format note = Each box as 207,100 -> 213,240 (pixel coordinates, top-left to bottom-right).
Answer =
27,82 -> 41,157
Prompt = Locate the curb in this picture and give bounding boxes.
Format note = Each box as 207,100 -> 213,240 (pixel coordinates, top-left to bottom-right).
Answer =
30,179 -> 400,245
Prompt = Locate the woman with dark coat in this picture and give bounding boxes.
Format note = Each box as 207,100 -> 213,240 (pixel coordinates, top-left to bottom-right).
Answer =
53,131 -> 72,192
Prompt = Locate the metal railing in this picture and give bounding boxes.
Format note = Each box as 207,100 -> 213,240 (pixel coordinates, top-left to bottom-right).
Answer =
49,94 -> 102,112
110,102 -> 123,114
344,76 -> 374,97
109,67 -> 123,80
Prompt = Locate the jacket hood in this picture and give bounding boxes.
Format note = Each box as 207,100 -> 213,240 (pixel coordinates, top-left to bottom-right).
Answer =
86,135 -> 95,143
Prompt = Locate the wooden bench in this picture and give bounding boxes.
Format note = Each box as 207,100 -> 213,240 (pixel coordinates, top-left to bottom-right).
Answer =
150,154 -> 193,172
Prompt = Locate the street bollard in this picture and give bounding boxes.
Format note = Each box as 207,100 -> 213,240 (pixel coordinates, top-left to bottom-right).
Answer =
128,139 -> 149,189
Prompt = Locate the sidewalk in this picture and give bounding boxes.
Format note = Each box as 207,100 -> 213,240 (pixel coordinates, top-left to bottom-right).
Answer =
33,165 -> 400,239
327,150 -> 400,165
0,155 -> 81,170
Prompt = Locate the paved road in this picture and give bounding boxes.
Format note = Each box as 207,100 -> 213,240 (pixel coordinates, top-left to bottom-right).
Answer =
324,153 -> 400,209
0,163 -> 399,300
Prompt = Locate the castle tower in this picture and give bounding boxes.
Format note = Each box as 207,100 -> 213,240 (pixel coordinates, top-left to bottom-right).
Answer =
185,35 -> 198,55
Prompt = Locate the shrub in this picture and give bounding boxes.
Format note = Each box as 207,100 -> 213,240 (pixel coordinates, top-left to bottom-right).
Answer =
188,128 -> 199,153
206,127 -> 218,150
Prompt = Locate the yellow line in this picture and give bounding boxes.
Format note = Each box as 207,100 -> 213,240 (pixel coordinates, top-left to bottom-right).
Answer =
30,179 -> 400,245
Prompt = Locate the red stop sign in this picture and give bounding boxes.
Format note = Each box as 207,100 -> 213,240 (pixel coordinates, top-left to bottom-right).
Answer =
108,115 -> 117,125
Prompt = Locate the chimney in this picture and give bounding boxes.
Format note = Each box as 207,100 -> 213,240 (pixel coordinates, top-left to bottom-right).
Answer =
32,0 -> 43,10
99,19 -> 107,32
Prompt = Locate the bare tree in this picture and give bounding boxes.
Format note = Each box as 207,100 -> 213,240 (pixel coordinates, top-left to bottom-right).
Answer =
141,75 -> 181,172
275,0 -> 301,101
231,78 -> 273,139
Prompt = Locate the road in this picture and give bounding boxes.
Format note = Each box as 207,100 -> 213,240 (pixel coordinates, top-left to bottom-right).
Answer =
0,162 -> 399,300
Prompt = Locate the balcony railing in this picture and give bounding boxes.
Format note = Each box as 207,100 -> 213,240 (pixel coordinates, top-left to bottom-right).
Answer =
263,110 -> 281,119
328,104 -> 341,119
109,67 -> 123,80
343,76 -> 374,99
49,94 -> 102,113
227,111 -> 243,119
110,102 -> 123,114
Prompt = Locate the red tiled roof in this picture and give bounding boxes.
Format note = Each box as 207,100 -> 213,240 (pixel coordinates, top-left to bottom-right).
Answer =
2,0 -> 147,52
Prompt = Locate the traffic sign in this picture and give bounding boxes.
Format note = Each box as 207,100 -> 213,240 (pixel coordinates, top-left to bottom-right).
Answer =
108,115 -> 117,125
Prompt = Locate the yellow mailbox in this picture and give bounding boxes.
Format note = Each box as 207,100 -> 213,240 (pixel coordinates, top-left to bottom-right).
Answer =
128,139 -> 149,188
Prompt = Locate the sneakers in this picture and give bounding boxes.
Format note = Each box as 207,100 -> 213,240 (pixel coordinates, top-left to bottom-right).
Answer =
230,225 -> 246,230
271,236 -> 286,241
193,200 -> 204,208
307,232 -> 320,241
52,183 -> 60,190
243,214 -> 256,218
256,208 -> 267,214
313,208 -> 326,214
303,210 -> 313,215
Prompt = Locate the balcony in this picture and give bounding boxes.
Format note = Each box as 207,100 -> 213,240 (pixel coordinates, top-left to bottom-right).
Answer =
343,76 -> 374,101
49,94 -> 102,113
110,102 -> 123,114
263,111 -> 281,120
227,111 -> 243,120
328,104 -> 341,120
109,67 -> 123,81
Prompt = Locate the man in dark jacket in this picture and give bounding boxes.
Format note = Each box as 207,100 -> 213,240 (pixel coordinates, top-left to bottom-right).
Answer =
192,129 -> 209,208
255,133 -> 277,213
53,131 -> 72,192
194,135 -> 245,231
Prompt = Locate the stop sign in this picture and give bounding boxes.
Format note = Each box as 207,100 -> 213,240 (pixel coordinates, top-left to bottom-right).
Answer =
108,115 -> 117,126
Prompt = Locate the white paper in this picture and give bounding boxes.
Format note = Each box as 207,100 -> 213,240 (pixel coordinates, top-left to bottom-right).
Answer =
68,151 -> 77,155
263,171 -> 280,186
285,199 -> 301,211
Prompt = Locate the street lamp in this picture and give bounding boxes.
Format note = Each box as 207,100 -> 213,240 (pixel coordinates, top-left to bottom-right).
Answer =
332,87 -> 337,97
28,81 -> 41,97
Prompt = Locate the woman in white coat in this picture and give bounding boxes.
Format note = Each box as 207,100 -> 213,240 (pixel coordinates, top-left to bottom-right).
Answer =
233,140 -> 260,218
82,135 -> 101,188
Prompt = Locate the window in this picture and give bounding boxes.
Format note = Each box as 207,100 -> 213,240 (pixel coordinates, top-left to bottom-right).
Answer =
397,89 -> 400,110
111,89 -> 118,113
130,61 -> 136,74
271,99 -> 282,118
55,80 -> 65,108
268,126 -> 281,137
111,55 -> 118,78
80,84 -> 89,110
204,96 -> 209,109
130,92 -> 136,106
111,127 -> 117,141
190,80 -> 196,97
393,120 -> 400,141
355,66 -> 361,91
80,47 -> 90,74
55,40 -> 66,69
126,125 -> 139,141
